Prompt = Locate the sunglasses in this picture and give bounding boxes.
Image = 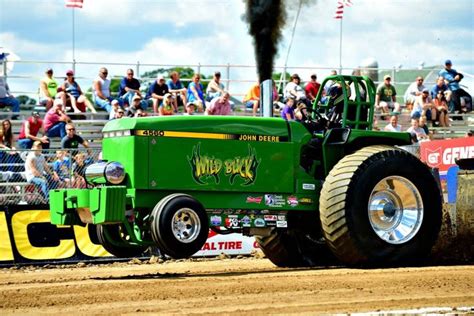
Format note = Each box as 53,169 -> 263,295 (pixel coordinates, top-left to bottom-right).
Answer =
101,72 -> 108,75
67,128 -> 75,131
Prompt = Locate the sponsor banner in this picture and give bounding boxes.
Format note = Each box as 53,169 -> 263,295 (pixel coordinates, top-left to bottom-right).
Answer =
420,137 -> 474,174
194,230 -> 259,257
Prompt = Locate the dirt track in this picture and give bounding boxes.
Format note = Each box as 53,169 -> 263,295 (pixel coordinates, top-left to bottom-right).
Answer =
0,257 -> 473,315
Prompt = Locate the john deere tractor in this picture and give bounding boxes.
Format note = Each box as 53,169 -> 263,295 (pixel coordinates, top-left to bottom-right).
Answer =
50,75 -> 442,267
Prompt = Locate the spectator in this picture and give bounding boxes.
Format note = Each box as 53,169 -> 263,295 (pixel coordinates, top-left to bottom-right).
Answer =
439,59 -> 472,114
167,71 -> 187,111
411,88 -> 435,121
72,152 -> 93,188
206,92 -> 231,116
323,69 -> 338,95
44,99 -> 71,139
284,74 -> 307,102
24,141 -> 57,201
115,108 -> 125,119
281,97 -> 296,121
52,150 -> 71,188
206,71 -> 225,102
119,68 -> 147,110
186,74 -> 205,114
17,111 -> 49,149
108,100 -> 122,120
433,89 -> 450,127
0,119 -> 22,171
430,76 -> 452,105
61,122 -> 90,152
93,67 -> 114,113
404,76 -> 425,109
147,74 -> 174,114
125,94 -> 144,117
0,75 -> 20,118
242,82 -> 260,116
407,118 -> 428,142
304,73 -> 321,103
39,68 -> 61,110
135,108 -> 147,118
60,70 -> 96,115
159,93 -> 175,116
384,115 -> 401,132
375,75 -> 401,115
419,116 -> 431,139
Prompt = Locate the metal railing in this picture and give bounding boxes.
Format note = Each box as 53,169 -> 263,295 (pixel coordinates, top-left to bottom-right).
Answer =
0,147 -> 101,205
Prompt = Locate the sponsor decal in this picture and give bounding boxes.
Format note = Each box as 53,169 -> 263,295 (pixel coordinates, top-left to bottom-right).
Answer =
264,194 -> 285,207
246,196 -> 263,204
210,215 -> 222,226
225,217 -> 239,227
264,215 -> 277,221
287,196 -> 298,207
188,144 -> 260,185
241,216 -> 251,227
254,218 -> 266,227
277,215 -> 286,221
302,183 -> 316,190
276,220 -> 288,228
298,197 -> 313,205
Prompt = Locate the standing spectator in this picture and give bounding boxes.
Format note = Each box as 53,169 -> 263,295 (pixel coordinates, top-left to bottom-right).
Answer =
17,111 -> 49,149
375,75 -> 401,115
384,115 -> 402,132
44,99 -> 70,139
159,93 -> 175,116
407,118 -> 428,142
404,76 -> 425,109
0,75 -> 20,118
304,74 -> 321,103
284,74 -> 306,101
167,71 -> 187,111
24,141 -> 57,201
147,74 -> 173,114
206,71 -> 225,102
61,70 -> 96,114
430,76 -> 452,104
0,119 -> 22,171
206,92 -> 231,116
93,67 -> 114,113
433,90 -> 450,127
411,88 -> 435,121
52,150 -> 72,188
61,122 -> 90,153
39,68 -> 60,110
72,152 -> 93,188
119,68 -> 147,109
281,97 -> 296,121
242,82 -> 260,116
186,74 -> 205,114
439,59 -> 472,114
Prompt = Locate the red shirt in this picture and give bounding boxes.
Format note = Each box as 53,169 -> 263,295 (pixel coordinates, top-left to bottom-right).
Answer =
43,109 -> 61,132
305,81 -> 321,100
19,117 -> 43,139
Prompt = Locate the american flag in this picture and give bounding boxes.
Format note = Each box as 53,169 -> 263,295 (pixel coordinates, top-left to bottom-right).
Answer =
65,0 -> 83,9
334,0 -> 353,19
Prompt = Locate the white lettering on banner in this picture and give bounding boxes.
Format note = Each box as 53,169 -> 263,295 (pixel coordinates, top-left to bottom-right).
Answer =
194,233 -> 259,257
442,146 -> 474,165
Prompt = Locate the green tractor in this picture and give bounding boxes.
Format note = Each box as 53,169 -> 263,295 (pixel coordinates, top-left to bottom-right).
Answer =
49,75 -> 442,267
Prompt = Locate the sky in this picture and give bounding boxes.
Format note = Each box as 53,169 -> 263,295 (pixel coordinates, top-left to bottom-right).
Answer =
0,0 -> 473,98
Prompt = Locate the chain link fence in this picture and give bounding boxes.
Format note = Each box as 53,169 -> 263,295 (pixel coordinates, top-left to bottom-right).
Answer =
0,147 -> 101,205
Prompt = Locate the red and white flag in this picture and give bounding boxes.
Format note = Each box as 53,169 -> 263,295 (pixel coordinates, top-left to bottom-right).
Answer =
334,0 -> 344,19
65,0 -> 83,9
343,0 -> 353,7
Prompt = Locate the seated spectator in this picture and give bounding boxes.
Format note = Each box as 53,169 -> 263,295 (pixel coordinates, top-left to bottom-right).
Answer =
323,69 -> 338,96
0,119 -> 23,172
439,59 -> 472,114
61,122 -> 90,156
281,98 -> 296,121
407,118 -> 429,142
147,75 -> 174,114
284,74 -> 307,102
60,70 -> 96,115
186,74 -> 205,114
404,76 -> 425,110
135,108 -> 147,118
39,68 -> 63,111
44,99 -> 71,139
304,73 -> 321,103
419,116 -> 431,139
93,67 -> 115,113
384,115 -> 401,132
206,71 -> 225,102
411,88 -> 435,121
125,95 -> 144,117
242,82 -> 260,116
433,90 -> 450,127
430,76 -> 452,102
108,100 -> 122,120
17,111 -> 50,149
0,75 -> 20,118
167,71 -> 187,111
24,141 -> 57,201
119,69 -> 148,110
52,150 -> 71,188
206,92 -> 231,116
375,75 -> 401,115
72,152 -> 93,188
159,93 -> 175,116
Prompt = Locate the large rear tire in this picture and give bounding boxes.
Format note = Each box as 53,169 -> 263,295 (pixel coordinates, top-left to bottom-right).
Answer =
319,145 -> 442,266
96,224 -> 148,258
150,194 -> 209,259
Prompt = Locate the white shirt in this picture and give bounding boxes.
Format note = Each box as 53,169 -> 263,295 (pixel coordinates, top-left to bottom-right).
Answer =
25,152 -> 46,182
284,82 -> 305,100
94,76 -> 111,99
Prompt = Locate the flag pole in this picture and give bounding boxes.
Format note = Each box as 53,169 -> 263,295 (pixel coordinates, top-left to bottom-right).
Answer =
72,7 -> 76,63
338,17 -> 343,74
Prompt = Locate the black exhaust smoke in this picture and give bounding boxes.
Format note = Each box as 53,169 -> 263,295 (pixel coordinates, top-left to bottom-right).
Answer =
244,0 -> 286,83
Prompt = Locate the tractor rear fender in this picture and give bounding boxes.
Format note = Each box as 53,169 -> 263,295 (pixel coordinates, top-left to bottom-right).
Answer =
321,128 -> 412,176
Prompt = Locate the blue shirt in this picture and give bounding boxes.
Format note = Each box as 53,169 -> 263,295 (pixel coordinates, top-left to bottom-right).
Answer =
167,79 -> 184,90
439,68 -> 460,91
430,83 -> 448,100
119,77 -> 141,97
187,82 -> 205,104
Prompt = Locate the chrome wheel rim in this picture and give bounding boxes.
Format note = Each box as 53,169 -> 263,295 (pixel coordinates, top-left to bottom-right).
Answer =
368,176 -> 423,244
171,208 -> 201,243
